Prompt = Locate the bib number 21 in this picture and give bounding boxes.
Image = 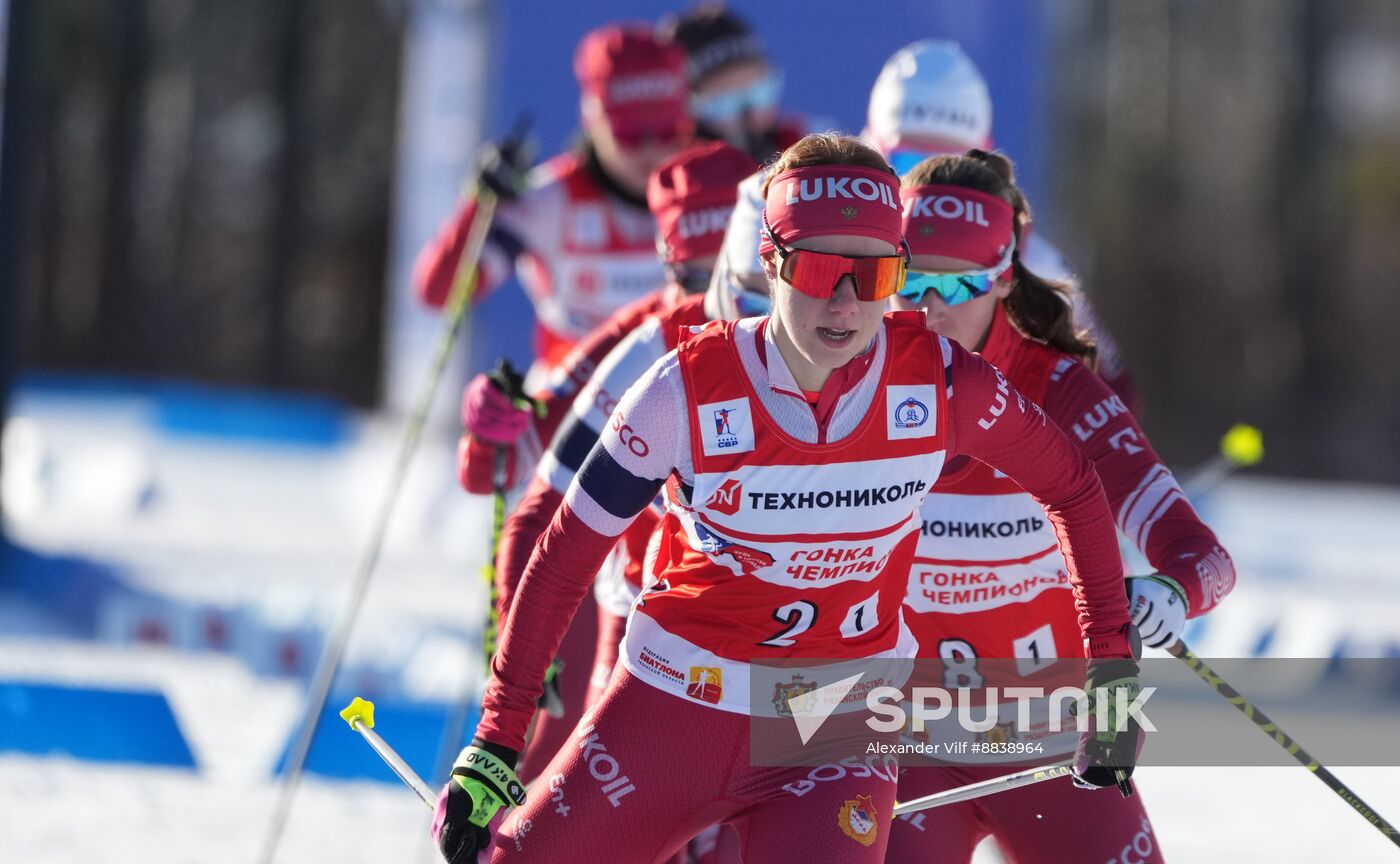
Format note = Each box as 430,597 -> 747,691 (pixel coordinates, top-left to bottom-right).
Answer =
759,594 -> 881,647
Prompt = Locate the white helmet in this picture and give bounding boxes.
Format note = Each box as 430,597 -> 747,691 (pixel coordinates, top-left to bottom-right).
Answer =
866,40 -> 992,157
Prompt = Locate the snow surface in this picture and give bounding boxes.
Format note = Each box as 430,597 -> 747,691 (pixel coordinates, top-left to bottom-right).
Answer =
3,389 -> 1400,862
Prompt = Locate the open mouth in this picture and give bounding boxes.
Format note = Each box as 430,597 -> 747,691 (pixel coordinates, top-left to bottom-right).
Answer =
817,327 -> 855,346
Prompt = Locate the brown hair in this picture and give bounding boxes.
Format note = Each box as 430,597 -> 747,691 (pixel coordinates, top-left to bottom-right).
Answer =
903,150 -> 1096,362
761,132 -> 896,197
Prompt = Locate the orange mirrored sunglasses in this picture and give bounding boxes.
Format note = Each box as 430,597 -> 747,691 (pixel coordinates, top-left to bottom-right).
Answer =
763,212 -> 909,302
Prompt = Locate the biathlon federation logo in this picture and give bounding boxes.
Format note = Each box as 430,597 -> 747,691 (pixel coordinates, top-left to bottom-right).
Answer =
714,407 -> 736,437
894,396 -> 929,429
838,795 -> 878,847
699,399 -> 754,456
686,666 -> 723,704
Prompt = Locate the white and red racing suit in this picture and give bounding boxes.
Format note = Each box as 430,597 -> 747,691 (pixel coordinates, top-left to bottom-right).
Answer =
493,293 -> 709,783
456,284 -> 686,497
888,305 -> 1235,864
414,144 -> 665,374
476,311 -> 1134,862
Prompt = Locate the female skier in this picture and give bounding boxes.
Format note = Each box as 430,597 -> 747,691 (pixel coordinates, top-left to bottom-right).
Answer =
466,140 -> 756,783
435,134 -> 1140,864
885,150 -> 1235,864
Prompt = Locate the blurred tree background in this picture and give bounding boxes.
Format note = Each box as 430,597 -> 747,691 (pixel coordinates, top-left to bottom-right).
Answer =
1051,0 -> 1400,482
6,0 -> 1400,484
6,0 -> 402,407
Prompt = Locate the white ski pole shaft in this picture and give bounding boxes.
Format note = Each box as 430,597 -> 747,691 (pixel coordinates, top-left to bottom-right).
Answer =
893,763 -> 1073,816
257,187 -> 501,864
341,698 -> 435,808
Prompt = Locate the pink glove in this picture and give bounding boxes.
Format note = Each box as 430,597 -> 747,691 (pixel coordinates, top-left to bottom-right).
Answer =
461,373 -> 531,445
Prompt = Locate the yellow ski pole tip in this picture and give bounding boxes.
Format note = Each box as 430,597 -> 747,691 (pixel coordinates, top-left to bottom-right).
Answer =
340,697 -> 375,730
1221,424 -> 1264,467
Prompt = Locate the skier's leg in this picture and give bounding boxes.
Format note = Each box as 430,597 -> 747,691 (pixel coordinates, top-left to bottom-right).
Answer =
491,667 -> 743,864
884,765 -> 991,864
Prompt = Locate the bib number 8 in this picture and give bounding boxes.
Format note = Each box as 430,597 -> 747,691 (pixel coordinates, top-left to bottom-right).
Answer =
937,639 -> 984,688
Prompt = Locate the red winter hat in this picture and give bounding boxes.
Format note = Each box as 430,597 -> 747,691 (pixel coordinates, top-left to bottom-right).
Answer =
648,141 -> 758,264
575,24 -> 691,139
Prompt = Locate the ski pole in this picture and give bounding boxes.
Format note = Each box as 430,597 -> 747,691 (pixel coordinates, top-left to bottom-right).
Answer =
428,358 -> 542,788
1179,423 -> 1263,499
340,697 -> 435,808
259,121 -> 530,864
893,763 -> 1074,816
1167,639 -> 1400,849
477,358 -> 536,673
423,433 -> 510,793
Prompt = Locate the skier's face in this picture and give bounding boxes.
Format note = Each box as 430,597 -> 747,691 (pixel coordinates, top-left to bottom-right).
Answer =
890,253 -> 1011,352
766,234 -> 893,385
585,98 -> 689,196
691,60 -> 781,149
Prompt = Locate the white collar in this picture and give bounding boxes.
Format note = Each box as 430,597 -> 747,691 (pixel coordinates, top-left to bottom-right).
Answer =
759,317 -> 806,399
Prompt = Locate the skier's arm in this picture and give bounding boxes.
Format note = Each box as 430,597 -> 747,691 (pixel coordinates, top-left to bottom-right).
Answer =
492,320 -> 671,622
1043,361 -> 1236,617
456,295 -> 665,495
411,195 -> 517,309
1069,290 -> 1141,418
477,352 -> 687,751
941,339 -> 1133,659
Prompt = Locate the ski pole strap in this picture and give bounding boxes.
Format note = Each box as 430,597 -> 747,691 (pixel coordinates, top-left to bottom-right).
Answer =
487,358 -> 528,406
452,745 -> 527,810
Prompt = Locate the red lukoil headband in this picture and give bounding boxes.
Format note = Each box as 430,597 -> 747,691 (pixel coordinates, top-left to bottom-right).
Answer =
900,185 -> 1015,267
759,166 -> 904,255
656,192 -> 738,264
649,142 -> 756,264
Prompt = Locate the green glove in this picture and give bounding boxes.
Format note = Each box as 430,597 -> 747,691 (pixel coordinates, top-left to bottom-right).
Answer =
433,740 -> 524,863
1072,658 -> 1145,796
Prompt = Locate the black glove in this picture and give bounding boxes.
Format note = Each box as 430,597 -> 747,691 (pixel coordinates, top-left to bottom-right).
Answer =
433,739 -> 524,864
1072,657 -> 1144,796
475,126 -> 533,202
538,657 -> 565,719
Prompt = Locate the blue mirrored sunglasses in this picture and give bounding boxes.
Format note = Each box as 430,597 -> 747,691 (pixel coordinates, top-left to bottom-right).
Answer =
691,72 -> 784,124
897,237 -> 1017,307
888,149 -> 931,178
734,286 -> 772,316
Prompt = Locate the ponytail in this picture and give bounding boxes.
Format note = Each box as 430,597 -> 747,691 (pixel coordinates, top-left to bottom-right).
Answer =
1004,258 -> 1096,363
